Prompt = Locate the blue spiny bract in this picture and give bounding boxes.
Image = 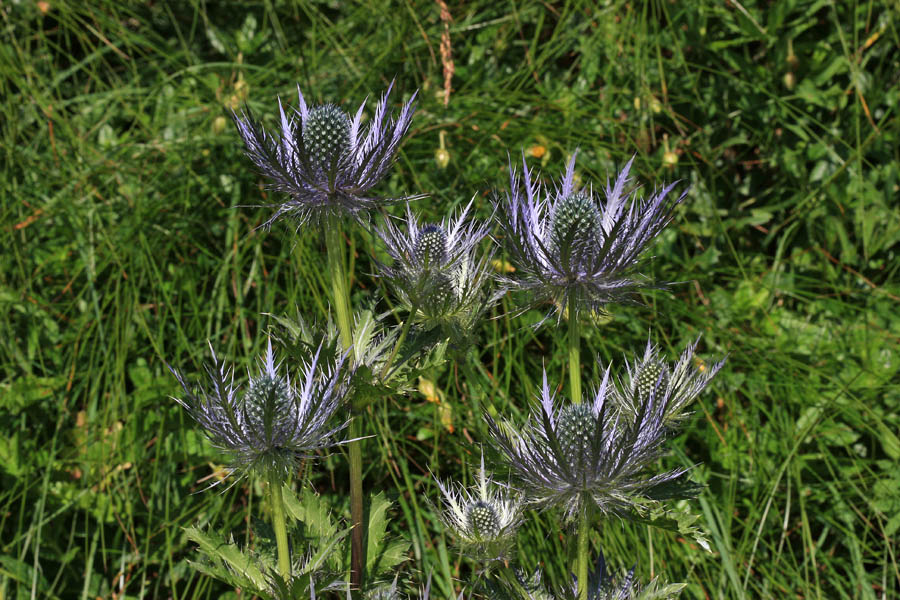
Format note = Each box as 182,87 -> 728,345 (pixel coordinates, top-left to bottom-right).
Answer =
170,339 -> 351,485
433,453 -> 522,561
376,200 -> 495,342
613,337 -> 726,425
233,82 -> 419,227
494,152 -> 687,322
486,366 -> 704,520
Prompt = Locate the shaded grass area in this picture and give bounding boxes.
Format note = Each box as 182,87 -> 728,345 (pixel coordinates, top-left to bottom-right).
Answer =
1,1 -> 898,598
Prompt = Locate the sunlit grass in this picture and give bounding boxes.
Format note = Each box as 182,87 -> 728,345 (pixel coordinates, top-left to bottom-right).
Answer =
1,1 -> 897,598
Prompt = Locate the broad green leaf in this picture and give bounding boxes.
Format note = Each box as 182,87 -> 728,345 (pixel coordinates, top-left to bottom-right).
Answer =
366,491 -> 410,576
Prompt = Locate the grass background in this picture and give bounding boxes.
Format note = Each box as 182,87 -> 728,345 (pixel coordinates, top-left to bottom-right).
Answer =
1,0 -> 898,598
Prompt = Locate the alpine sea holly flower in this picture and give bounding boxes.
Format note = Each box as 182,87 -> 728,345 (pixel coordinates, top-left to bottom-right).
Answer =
501,556 -> 684,600
569,553 -> 686,600
613,337 -> 725,426
485,368 -> 696,520
269,308 -> 407,399
376,199 -> 495,339
433,452 -> 523,561
494,152 -> 687,321
233,82 -> 419,228
170,339 -> 350,485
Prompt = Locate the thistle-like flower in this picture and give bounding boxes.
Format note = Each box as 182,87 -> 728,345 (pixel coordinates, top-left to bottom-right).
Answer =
269,308 -> 409,398
433,452 -> 523,561
494,152 -> 686,320
485,368 -> 696,520
233,82 -> 418,228
493,556 -> 685,600
376,199 -> 495,342
170,339 -> 350,485
613,337 -> 726,426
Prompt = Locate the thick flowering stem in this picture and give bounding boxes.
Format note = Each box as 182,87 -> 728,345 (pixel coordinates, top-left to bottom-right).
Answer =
568,293 -> 582,404
325,219 -> 365,592
269,481 -> 291,580
348,419 -> 365,591
325,220 -> 353,351
577,502 -> 591,600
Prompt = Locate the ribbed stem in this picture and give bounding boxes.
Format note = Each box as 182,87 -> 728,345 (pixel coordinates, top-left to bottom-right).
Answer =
568,294 -> 582,403
325,218 -> 364,592
270,481 -> 291,580
577,502 -> 591,600
348,418 -> 365,592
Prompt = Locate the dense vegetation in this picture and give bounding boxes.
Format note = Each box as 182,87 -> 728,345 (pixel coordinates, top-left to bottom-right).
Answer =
1,1 -> 898,598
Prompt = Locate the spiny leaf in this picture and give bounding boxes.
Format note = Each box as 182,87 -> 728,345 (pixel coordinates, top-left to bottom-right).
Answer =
365,491 -> 410,576
184,525 -> 270,591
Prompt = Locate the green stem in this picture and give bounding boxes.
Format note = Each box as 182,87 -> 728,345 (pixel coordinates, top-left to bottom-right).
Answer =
499,565 -> 530,598
568,294 -> 582,403
324,218 -> 364,592
325,220 -> 353,350
577,503 -> 591,600
379,300 -> 419,380
269,481 -> 291,580
348,418 -> 365,592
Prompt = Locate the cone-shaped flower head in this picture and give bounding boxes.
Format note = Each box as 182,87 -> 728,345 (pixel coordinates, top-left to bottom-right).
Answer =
170,339 -> 350,485
376,199 -> 495,342
494,152 -> 686,321
433,452 -> 523,561
485,367 -> 696,520
233,82 -> 419,228
614,337 -> 725,425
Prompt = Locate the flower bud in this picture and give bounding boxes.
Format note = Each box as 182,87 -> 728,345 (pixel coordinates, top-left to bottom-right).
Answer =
212,115 -> 228,135
663,150 -> 679,168
435,147 -> 450,169
783,71 -> 796,90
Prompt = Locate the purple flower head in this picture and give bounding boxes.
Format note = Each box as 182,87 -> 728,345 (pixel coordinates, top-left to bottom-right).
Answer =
504,556 -> 685,600
485,366 -> 696,520
170,339 -> 350,486
613,336 -> 726,426
494,152 -> 687,321
233,82 -> 419,228
432,451 -> 523,562
376,199 -> 496,341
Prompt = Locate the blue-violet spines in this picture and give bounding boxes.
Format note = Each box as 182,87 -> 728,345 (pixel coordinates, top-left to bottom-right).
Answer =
170,339 -> 350,485
233,82 -> 418,227
495,152 -> 687,321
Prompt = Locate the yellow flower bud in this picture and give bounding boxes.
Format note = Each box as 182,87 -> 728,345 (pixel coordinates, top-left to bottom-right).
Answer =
212,115 -> 227,135
435,147 -> 450,169
783,72 -> 795,90
663,150 -> 678,168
